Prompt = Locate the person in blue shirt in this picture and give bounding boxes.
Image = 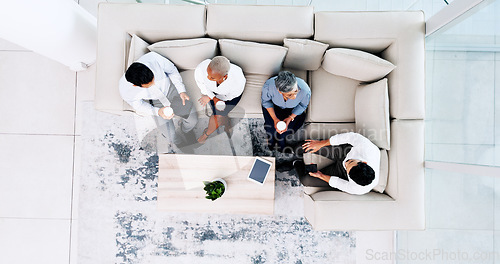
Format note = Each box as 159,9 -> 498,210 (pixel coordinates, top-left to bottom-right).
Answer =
261,71 -> 311,152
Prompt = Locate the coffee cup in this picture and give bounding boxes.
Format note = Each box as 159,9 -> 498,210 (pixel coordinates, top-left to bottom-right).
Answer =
277,121 -> 286,131
215,100 -> 226,111
163,107 -> 174,117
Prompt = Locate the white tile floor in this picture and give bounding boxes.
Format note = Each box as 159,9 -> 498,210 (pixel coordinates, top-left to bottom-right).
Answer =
0,37 -> 90,264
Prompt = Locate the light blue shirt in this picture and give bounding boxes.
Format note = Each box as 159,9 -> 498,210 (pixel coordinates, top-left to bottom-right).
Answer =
261,76 -> 311,116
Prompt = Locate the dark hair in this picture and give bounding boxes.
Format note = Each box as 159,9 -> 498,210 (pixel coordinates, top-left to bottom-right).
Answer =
348,162 -> 375,186
125,62 -> 154,87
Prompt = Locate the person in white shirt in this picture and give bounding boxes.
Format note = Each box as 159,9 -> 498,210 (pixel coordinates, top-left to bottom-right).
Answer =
194,56 -> 246,143
293,132 -> 380,195
119,52 -> 198,146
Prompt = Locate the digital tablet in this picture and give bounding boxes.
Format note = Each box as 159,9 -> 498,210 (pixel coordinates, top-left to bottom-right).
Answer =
247,157 -> 273,185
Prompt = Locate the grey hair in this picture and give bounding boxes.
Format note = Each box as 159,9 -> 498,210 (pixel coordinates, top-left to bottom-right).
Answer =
275,71 -> 297,93
208,56 -> 230,76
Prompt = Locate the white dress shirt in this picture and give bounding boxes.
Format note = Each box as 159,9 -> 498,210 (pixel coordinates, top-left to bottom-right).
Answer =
328,132 -> 380,195
194,59 -> 246,101
119,52 -> 186,116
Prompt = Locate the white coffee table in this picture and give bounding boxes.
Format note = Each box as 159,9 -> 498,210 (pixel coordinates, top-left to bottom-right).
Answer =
157,154 -> 275,215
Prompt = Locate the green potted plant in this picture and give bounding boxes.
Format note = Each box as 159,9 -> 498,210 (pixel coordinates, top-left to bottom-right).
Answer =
203,178 -> 227,201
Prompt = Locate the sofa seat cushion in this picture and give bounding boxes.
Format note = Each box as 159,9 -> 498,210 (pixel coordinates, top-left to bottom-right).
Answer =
230,73 -> 269,118
147,38 -> 217,70
283,38 -> 328,71
219,39 -> 288,76
322,48 -> 395,82
179,70 -> 204,115
307,67 -> 359,123
355,78 -> 390,149
207,5 -> 314,44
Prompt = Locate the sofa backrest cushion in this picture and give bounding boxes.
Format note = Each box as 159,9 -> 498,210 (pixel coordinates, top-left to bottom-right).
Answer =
219,39 -> 288,76
126,34 -> 150,69
307,67 -> 359,123
283,38 -> 328,71
355,78 -> 390,150
230,73 -> 269,118
322,48 -> 395,82
148,38 -> 218,70
207,5 -> 314,44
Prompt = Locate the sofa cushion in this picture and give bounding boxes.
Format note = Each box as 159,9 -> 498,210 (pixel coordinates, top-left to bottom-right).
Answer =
322,48 -> 395,82
207,5 -> 314,44
147,38 -> 217,70
126,34 -> 150,68
179,70 -> 204,115
355,78 -> 390,149
307,67 -> 359,123
230,73 -> 269,118
374,149 -> 389,193
219,39 -> 288,76
283,39 -> 328,71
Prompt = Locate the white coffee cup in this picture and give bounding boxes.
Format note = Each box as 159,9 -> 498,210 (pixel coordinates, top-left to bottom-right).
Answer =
277,121 -> 286,131
163,107 -> 174,117
215,100 -> 226,111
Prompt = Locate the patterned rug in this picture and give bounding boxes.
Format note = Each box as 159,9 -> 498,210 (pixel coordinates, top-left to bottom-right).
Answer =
77,102 -> 355,264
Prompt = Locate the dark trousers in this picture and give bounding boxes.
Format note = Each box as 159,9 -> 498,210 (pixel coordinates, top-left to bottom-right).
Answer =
295,144 -> 352,187
208,95 -> 242,116
262,105 -> 306,150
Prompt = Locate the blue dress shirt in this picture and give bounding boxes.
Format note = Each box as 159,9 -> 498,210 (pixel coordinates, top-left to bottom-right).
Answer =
261,76 -> 311,116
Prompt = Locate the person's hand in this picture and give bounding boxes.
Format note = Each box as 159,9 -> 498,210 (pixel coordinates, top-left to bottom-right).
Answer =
273,118 -> 285,134
158,107 -> 175,120
309,171 -> 331,183
281,116 -> 294,133
302,139 -> 325,153
179,92 -> 190,106
213,97 -> 221,104
198,95 -> 211,107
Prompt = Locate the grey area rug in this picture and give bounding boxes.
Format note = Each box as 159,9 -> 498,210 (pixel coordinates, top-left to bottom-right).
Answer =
78,102 -> 355,264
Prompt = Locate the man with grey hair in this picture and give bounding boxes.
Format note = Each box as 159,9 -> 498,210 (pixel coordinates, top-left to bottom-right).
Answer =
194,56 -> 246,143
261,71 -> 311,152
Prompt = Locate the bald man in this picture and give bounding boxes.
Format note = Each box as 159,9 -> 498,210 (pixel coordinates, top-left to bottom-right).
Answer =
194,56 -> 246,143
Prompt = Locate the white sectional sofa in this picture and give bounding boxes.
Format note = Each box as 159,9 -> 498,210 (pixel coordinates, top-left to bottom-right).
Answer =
95,3 -> 425,231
